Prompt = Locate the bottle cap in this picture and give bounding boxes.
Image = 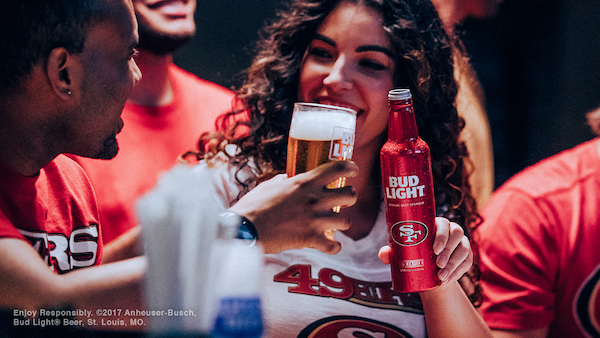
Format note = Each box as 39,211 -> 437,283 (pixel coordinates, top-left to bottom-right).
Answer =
388,88 -> 412,100
218,211 -> 241,239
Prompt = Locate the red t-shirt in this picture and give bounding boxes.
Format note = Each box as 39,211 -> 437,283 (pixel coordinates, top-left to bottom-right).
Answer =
478,139 -> 600,337
74,64 -> 236,243
0,155 -> 102,273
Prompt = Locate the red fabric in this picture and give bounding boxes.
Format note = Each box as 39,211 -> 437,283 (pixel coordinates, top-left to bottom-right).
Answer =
74,64 -> 235,243
0,155 -> 102,273
478,139 -> 600,337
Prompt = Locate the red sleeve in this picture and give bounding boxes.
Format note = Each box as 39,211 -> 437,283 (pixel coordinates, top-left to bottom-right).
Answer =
478,187 -> 560,330
0,211 -> 25,240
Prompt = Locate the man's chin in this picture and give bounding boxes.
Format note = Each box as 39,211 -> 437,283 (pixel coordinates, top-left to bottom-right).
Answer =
94,136 -> 119,160
137,27 -> 194,55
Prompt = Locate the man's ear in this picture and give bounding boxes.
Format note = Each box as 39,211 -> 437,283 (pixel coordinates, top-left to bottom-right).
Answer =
46,47 -> 73,100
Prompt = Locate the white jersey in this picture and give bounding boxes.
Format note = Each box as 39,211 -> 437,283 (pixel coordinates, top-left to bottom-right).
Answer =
194,155 -> 427,337
262,207 -> 427,338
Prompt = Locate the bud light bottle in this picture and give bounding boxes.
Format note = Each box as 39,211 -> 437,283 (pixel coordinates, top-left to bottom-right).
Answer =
380,88 -> 441,293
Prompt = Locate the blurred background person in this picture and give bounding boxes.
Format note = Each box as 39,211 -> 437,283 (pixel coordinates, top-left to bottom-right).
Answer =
430,0 -> 504,209
73,0 -> 236,259
431,0 -> 503,32
476,107 -> 600,337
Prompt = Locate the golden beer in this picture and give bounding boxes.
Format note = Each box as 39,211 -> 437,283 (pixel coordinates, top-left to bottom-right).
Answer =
286,138 -> 349,189
286,103 -> 357,219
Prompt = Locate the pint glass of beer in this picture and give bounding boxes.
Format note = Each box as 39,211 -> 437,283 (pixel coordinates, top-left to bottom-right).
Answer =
286,103 -> 357,218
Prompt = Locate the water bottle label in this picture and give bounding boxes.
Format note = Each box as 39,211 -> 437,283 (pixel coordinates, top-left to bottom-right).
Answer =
212,296 -> 263,338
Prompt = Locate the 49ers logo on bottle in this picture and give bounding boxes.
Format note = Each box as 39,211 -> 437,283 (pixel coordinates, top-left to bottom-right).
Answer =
390,221 -> 428,246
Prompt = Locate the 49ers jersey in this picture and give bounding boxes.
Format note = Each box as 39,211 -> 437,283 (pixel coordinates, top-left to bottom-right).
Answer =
194,156 -> 432,337
0,155 -> 102,273
262,205 -> 427,338
479,139 -> 600,337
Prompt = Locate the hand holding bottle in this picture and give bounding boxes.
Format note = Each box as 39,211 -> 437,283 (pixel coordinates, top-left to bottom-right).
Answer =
378,217 -> 473,287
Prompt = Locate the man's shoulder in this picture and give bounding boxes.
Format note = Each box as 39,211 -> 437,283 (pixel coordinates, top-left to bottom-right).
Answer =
47,155 -> 89,179
496,139 -> 600,198
43,155 -> 95,200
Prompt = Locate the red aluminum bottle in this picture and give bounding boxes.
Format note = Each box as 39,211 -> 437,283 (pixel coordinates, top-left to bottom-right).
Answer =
380,88 -> 441,293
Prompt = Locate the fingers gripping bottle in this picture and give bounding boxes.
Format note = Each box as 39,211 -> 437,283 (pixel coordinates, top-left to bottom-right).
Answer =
380,88 -> 441,293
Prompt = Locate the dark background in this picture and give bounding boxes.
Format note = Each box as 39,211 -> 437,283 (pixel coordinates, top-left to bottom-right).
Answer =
174,0 -> 600,189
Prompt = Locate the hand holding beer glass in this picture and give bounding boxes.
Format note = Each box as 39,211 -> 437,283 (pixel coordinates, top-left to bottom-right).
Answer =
286,103 -> 357,239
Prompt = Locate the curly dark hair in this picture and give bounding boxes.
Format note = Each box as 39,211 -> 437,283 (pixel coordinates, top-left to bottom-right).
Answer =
0,0 -> 112,95
189,0 -> 481,305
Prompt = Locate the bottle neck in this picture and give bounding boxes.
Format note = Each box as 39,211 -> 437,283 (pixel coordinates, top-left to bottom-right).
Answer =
387,98 -> 418,140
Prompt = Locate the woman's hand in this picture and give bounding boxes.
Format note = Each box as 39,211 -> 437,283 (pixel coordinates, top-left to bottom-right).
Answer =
378,217 -> 473,284
230,161 -> 358,255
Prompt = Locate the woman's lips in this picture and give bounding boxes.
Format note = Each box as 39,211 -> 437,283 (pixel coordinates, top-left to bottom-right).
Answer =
314,98 -> 362,113
147,0 -> 191,17
315,99 -> 363,116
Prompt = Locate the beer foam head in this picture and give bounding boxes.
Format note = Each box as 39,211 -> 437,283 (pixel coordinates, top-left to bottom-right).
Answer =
290,103 -> 356,141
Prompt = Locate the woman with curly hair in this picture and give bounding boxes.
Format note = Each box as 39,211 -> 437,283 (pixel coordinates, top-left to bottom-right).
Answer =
186,0 -> 491,336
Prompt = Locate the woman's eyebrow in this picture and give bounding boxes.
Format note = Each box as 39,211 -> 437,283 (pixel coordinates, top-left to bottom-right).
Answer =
356,45 -> 393,58
312,34 -> 393,58
313,34 -> 336,46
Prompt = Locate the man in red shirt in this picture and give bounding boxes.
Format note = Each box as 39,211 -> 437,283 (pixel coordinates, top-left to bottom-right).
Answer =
73,0 -> 237,252
477,107 -> 600,337
0,0 -> 145,317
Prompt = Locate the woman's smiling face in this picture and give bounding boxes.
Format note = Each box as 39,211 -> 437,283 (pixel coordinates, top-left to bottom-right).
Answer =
298,1 -> 395,149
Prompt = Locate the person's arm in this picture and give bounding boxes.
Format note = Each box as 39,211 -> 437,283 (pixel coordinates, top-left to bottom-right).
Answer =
416,218 -> 491,338
101,226 -> 142,263
476,187 -> 558,338
103,160 -> 358,264
0,237 -> 145,312
419,282 -> 491,337
379,218 -> 492,338
230,160 -> 359,254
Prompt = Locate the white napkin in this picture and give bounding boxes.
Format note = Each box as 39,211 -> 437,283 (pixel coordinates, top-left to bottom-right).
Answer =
136,163 -> 226,335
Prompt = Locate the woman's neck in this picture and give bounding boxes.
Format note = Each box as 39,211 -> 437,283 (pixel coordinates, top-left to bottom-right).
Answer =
340,135 -> 386,240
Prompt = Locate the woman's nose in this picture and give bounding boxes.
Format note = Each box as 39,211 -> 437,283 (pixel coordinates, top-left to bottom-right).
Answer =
322,55 -> 353,91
